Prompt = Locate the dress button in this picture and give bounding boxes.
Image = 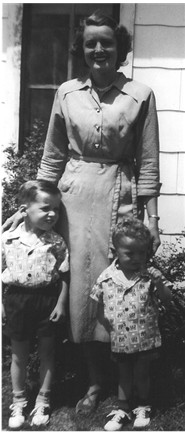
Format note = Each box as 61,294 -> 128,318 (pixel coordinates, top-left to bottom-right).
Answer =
96,108 -> 100,113
94,143 -> 100,149
96,125 -> 100,131
28,273 -> 32,277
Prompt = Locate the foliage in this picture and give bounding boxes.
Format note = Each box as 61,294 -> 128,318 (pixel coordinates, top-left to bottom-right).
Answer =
150,237 -> 185,359
2,120 -> 45,224
152,235 -> 185,283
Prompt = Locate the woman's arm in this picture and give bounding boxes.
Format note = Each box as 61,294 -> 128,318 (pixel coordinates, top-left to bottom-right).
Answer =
135,89 -> 161,254
37,88 -> 69,184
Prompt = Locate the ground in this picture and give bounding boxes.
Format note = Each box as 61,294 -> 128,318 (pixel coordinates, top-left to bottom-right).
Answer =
2,340 -> 185,431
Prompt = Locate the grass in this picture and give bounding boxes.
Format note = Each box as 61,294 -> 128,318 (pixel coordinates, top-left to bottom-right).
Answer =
1,339 -> 185,431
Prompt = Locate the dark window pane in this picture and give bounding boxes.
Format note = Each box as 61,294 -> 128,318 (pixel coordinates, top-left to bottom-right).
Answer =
27,15 -> 69,85
27,88 -> 57,132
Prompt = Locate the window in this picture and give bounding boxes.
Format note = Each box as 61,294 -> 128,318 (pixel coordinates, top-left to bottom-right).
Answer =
19,3 -> 120,148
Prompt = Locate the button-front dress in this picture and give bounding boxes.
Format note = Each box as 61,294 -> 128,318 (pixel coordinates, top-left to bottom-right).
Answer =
37,72 -> 160,343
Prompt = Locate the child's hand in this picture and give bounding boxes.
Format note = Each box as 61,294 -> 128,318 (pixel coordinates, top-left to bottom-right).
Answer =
146,267 -> 163,285
147,267 -> 172,306
49,302 -> 66,322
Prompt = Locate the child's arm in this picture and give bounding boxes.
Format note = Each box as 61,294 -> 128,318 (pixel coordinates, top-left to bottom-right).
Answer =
50,272 -> 69,322
147,267 -> 173,307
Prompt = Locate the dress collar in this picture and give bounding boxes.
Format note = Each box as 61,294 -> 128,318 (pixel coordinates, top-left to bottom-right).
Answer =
62,72 -> 139,102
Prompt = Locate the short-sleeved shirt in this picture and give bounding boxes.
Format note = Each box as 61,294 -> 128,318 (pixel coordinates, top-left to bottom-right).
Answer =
90,260 -> 162,354
1,224 -> 69,289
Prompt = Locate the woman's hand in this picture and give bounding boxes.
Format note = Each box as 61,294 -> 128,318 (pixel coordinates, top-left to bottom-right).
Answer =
145,197 -> 161,254
149,219 -> 161,255
2,210 -> 23,233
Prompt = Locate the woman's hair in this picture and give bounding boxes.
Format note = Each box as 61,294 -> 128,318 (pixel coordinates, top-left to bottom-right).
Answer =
18,180 -> 61,206
112,216 -> 151,248
71,9 -> 132,70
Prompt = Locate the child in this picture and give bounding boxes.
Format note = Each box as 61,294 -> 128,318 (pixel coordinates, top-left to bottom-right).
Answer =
2,180 -> 69,429
90,216 -> 172,430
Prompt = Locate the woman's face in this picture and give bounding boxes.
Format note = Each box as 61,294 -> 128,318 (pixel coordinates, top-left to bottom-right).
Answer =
83,25 -> 117,75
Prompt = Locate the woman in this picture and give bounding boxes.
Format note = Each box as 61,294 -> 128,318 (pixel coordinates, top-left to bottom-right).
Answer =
4,10 -> 161,413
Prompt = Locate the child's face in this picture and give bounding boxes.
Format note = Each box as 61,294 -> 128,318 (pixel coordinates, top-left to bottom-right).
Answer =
116,235 -> 148,273
25,191 -> 60,232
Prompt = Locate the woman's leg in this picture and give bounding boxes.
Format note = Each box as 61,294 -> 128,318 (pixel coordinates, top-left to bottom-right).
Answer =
83,342 -> 102,399
76,341 -> 107,412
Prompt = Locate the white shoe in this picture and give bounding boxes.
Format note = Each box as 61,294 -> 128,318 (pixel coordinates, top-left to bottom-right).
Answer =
8,402 -> 27,429
133,406 -> 151,429
104,409 -> 131,431
30,403 -> 50,427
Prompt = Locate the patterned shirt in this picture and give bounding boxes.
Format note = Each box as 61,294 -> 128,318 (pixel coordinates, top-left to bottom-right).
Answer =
90,260 -> 164,354
1,224 -> 69,288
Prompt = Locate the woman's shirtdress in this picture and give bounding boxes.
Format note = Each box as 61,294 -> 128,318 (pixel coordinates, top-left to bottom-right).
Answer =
37,72 -> 160,343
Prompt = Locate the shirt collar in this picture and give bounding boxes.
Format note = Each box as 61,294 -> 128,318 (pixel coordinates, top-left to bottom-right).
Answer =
63,72 -> 138,101
98,259 -> 140,288
4,223 -> 47,248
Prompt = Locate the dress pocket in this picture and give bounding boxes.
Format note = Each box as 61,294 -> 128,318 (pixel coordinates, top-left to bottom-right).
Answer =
59,159 -> 83,196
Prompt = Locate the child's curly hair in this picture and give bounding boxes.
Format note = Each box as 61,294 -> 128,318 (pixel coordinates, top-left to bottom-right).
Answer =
112,216 -> 151,248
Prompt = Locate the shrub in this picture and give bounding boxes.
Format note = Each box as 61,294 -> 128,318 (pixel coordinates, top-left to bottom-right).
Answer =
2,120 -> 45,223
151,237 -> 185,366
152,236 -> 185,283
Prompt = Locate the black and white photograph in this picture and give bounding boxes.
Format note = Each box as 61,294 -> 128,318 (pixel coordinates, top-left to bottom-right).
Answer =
1,2 -> 185,430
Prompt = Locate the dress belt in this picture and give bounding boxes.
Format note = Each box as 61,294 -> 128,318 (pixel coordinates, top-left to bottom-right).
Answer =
69,153 -> 118,165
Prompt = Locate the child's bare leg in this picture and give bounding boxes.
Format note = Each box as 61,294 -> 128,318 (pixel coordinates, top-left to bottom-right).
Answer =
8,340 -> 29,429
132,356 -> 151,428
30,336 -> 55,427
134,355 -> 150,405
37,335 -> 55,398
118,359 -> 133,412
11,339 -> 29,393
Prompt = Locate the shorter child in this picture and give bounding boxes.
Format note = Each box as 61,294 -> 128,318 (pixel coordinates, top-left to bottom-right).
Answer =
2,180 -> 69,430
90,216 -> 172,430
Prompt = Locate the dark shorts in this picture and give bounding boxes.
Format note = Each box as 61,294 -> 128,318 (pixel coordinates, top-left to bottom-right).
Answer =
112,348 -> 161,364
4,283 -> 60,341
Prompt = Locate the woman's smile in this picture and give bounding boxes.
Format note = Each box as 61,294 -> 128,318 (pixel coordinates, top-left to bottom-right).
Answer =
83,25 -> 117,77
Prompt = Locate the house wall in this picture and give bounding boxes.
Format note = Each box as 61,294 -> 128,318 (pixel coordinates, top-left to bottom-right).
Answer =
1,3 -> 23,152
120,3 -> 185,247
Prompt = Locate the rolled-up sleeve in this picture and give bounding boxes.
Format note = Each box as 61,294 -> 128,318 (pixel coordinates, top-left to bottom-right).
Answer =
135,91 -> 160,197
37,90 -> 69,185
